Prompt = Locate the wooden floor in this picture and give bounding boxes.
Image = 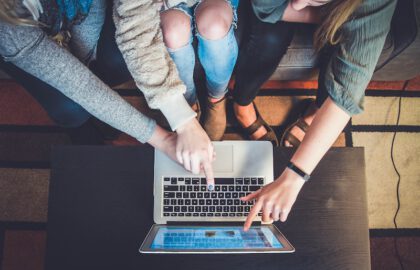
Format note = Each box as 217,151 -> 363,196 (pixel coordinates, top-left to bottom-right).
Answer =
1,77 -> 420,270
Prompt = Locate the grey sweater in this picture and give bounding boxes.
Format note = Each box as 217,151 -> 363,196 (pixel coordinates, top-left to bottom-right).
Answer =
0,0 -> 196,143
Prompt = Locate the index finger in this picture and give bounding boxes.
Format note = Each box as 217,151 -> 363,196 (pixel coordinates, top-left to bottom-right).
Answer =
243,201 -> 263,231
202,161 -> 215,191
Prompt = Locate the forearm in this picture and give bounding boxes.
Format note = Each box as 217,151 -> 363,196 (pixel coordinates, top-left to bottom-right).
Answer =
282,2 -> 321,24
290,97 -> 350,174
113,0 -> 195,131
6,28 -> 157,143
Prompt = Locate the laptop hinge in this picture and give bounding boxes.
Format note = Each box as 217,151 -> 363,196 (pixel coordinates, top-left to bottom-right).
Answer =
166,221 -> 261,226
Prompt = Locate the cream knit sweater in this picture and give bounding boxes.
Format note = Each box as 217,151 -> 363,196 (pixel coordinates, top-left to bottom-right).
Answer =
113,0 -> 196,131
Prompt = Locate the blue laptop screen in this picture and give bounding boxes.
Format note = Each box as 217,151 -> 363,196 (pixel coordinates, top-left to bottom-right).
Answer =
150,226 -> 283,250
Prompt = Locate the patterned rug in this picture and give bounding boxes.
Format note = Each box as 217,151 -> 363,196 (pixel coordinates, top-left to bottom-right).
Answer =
0,78 -> 419,270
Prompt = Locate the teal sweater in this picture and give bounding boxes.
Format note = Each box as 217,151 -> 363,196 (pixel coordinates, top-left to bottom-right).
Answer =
252,0 -> 397,115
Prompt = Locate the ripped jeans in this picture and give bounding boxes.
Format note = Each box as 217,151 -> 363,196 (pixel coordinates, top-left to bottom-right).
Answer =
164,0 -> 239,105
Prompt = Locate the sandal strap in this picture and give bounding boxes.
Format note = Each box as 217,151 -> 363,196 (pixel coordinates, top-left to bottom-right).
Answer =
296,118 -> 309,133
242,102 -> 268,136
243,116 -> 264,136
259,130 -> 279,146
283,131 -> 301,147
241,102 -> 279,146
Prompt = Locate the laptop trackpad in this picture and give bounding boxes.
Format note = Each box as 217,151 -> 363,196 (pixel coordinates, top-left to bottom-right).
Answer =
213,145 -> 233,173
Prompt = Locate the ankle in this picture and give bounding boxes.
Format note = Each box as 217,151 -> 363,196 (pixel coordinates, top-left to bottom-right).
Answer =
233,103 -> 256,126
302,103 -> 319,125
209,96 -> 224,103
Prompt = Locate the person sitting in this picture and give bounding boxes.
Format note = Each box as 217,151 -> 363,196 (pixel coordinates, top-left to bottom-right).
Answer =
235,0 -> 397,230
0,0 -> 216,187
160,0 -> 240,140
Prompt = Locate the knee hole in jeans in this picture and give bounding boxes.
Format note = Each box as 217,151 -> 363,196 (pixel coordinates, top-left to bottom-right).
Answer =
161,10 -> 192,49
195,0 -> 233,40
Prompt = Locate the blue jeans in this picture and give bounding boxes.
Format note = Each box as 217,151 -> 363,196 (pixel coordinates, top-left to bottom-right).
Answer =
166,0 -> 239,105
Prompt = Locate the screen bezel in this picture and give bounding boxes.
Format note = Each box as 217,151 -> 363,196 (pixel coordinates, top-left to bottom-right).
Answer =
139,224 -> 295,254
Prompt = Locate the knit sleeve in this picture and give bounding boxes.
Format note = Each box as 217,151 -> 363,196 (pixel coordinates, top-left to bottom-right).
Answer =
113,0 -> 196,131
0,20 -> 157,143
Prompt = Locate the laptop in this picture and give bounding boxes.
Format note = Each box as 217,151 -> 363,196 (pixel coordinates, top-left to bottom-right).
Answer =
140,141 -> 295,253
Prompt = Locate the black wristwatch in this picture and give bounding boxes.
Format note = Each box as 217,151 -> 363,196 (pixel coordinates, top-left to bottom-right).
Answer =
287,161 -> 310,182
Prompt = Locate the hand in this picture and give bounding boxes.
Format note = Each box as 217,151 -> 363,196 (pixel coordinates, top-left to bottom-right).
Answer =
175,118 -> 215,190
241,168 -> 306,231
147,125 -> 179,162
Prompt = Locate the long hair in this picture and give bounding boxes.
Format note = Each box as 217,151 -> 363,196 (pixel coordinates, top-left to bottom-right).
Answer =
314,0 -> 363,50
0,0 -> 37,26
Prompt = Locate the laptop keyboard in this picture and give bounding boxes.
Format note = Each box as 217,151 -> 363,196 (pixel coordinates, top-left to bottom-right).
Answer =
162,177 -> 264,218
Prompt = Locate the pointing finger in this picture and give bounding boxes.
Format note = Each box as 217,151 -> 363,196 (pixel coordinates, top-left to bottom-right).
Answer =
243,201 -> 263,231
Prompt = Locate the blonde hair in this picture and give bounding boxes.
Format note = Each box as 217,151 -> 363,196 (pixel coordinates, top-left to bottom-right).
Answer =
0,0 -> 37,26
314,0 -> 363,50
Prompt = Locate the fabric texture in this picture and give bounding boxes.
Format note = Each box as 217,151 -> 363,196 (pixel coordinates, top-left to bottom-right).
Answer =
0,57 -> 91,128
252,0 -> 397,115
317,0 -> 397,115
37,0 -> 93,35
0,0 -> 157,143
164,0 -> 198,8
113,0 -> 196,131
251,0 -> 289,23
233,10 -> 294,106
165,0 -> 239,104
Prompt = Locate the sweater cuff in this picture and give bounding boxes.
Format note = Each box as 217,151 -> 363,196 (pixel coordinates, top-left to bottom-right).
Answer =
135,118 -> 158,144
159,94 -> 196,131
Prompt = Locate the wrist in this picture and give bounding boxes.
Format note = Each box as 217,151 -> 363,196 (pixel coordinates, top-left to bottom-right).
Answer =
159,94 -> 196,131
282,167 -> 306,187
176,117 -> 198,134
147,125 -> 172,150
286,161 -> 311,182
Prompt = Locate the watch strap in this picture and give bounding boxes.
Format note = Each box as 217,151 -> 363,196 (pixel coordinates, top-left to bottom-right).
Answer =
287,162 -> 310,182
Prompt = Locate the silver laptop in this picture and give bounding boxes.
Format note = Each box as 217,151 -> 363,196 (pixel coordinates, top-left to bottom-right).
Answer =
140,141 -> 295,253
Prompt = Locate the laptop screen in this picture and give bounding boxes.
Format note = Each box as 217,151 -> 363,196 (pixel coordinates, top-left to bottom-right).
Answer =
150,226 -> 283,250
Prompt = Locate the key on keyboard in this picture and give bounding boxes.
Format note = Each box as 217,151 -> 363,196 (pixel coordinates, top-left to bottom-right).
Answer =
162,177 -> 264,217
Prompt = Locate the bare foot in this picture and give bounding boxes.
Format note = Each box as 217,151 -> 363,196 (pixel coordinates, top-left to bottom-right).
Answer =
233,102 -> 267,140
284,102 -> 318,147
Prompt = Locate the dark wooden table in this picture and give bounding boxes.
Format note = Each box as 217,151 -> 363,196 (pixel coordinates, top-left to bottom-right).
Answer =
46,146 -> 370,270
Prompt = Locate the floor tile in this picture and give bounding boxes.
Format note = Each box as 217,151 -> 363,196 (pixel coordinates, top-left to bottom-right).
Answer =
352,132 -> 420,228
0,169 -> 49,222
370,237 -> 420,270
406,74 -> 420,91
2,230 -> 46,270
0,82 -> 54,126
352,97 -> 420,126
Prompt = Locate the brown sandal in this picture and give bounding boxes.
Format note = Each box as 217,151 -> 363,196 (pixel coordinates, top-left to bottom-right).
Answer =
280,98 -> 315,147
240,102 -> 279,146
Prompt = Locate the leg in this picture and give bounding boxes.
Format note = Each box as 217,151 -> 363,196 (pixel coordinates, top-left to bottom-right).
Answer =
275,51 -> 332,147
0,59 -> 90,128
233,11 -> 294,140
69,0 -> 107,64
194,0 -> 238,140
90,0 -> 132,86
0,59 -> 106,144
195,0 -> 238,100
161,8 -> 197,106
